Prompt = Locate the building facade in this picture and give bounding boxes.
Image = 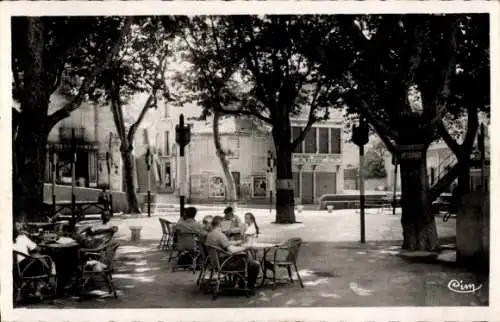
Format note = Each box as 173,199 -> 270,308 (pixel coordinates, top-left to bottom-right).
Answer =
160,112 -> 346,205
42,93 -> 123,192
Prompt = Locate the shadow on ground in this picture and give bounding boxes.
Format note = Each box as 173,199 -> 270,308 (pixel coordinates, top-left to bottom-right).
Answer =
21,239 -> 488,308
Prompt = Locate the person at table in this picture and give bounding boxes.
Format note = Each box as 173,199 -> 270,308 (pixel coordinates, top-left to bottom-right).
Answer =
74,210 -> 117,248
243,212 -> 260,241
205,216 -> 260,291
176,207 -> 207,244
222,206 -> 245,237
79,210 -> 116,237
201,215 -> 213,232
13,226 -> 56,297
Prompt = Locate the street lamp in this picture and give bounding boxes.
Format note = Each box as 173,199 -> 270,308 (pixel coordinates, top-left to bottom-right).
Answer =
351,117 -> 369,244
175,114 -> 191,219
267,150 -> 276,215
145,146 -> 152,217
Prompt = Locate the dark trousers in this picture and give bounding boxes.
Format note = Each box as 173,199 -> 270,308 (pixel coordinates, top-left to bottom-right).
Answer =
223,256 -> 260,289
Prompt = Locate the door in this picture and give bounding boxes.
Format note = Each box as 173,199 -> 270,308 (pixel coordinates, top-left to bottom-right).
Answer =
316,172 -> 336,200
231,171 -> 241,198
302,172 -> 314,204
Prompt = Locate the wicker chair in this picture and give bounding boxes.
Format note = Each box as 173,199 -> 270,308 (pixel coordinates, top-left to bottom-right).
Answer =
78,240 -> 120,299
13,251 -> 57,303
263,237 -> 304,288
170,231 -> 201,273
158,218 -> 174,251
205,245 -> 252,300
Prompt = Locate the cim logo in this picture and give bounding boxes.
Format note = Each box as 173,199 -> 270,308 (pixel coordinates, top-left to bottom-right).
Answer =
447,279 -> 483,294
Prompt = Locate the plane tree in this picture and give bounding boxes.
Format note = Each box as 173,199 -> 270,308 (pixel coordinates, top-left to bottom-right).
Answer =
308,14 -> 489,250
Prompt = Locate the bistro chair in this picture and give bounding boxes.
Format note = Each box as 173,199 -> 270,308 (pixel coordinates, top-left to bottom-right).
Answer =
78,240 -> 120,299
196,243 -> 210,288
158,218 -> 174,251
13,251 -> 57,303
170,231 -> 201,273
204,245 -> 252,300
263,237 -> 304,288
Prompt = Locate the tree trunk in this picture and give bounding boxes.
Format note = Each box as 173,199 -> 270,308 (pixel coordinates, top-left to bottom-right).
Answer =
272,120 -> 296,223
13,17 -> 51,222
121,146 -> 141,214
14,120 -> 50,222
399,151 -> 440,251
213,112 -> 237,202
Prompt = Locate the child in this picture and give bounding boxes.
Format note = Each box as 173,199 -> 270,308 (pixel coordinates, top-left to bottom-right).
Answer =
244,212 -> 259,239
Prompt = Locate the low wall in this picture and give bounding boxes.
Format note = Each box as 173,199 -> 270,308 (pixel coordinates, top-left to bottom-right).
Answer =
456,192 -> 489,273
43,184 -> 154,214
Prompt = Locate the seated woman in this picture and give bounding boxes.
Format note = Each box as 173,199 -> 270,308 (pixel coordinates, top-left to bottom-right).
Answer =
243,212 -> 260,243
13,226 -> 56,297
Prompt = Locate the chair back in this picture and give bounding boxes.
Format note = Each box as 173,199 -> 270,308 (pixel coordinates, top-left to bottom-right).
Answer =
12,251 -> 21,281
105,241 -> 120,268
284,237 -> 302,263
175,231 -> 198,251
159,218 -> 168,235
205,244 -> 225,270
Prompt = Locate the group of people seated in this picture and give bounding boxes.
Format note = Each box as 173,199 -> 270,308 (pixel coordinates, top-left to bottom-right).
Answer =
174,206 -> 261,290
13,210 -> 118,299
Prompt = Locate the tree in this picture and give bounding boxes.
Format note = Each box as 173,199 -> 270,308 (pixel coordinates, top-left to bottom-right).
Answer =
173,17 -> 241,204
11,17 -> 131,221
89,18 -> 175,213
178,16 -> 343,223
364,141 -> 387,179
311,14 -> 489,250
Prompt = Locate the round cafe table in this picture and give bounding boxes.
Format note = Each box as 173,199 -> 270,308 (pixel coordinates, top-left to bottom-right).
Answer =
240,241 -> 280,288
39,241 -> 80,296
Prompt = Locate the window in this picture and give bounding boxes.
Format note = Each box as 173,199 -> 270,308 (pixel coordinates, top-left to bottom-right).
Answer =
318,128 -> 329,154
304,127 -> 317,153
292,126 -> 302,153
330,128 -> 341,154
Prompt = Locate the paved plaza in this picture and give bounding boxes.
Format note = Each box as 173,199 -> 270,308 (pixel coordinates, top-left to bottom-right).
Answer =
21,207 -> 488,308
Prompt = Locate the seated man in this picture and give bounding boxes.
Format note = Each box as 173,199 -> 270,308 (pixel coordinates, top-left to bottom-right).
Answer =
205,216 -> 260,291
222,206 -> 245,238
74,210 -> 117,248
13,226 -> 56,297
175,207 -> 207,246
201,215 -> 213,232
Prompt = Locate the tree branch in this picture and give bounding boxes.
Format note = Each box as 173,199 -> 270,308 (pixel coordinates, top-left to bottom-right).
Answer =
109,80 -> 127,145
291,83 -> 323,149
430,18 -> 459,127
437,121 -> 461,157
127,94 -> 155,143
47,17 -> 133,129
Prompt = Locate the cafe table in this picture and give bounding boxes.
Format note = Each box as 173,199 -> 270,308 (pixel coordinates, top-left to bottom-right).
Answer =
235,241 -> 281,288
39,239 -> 80,296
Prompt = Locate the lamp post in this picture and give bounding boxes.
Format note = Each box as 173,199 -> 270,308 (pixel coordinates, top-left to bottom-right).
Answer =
267,150 -> 276,215
145,146 -> 152,217
392,155 -> 398,215
352,118 -> 369,244
175,114 -> 191,219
